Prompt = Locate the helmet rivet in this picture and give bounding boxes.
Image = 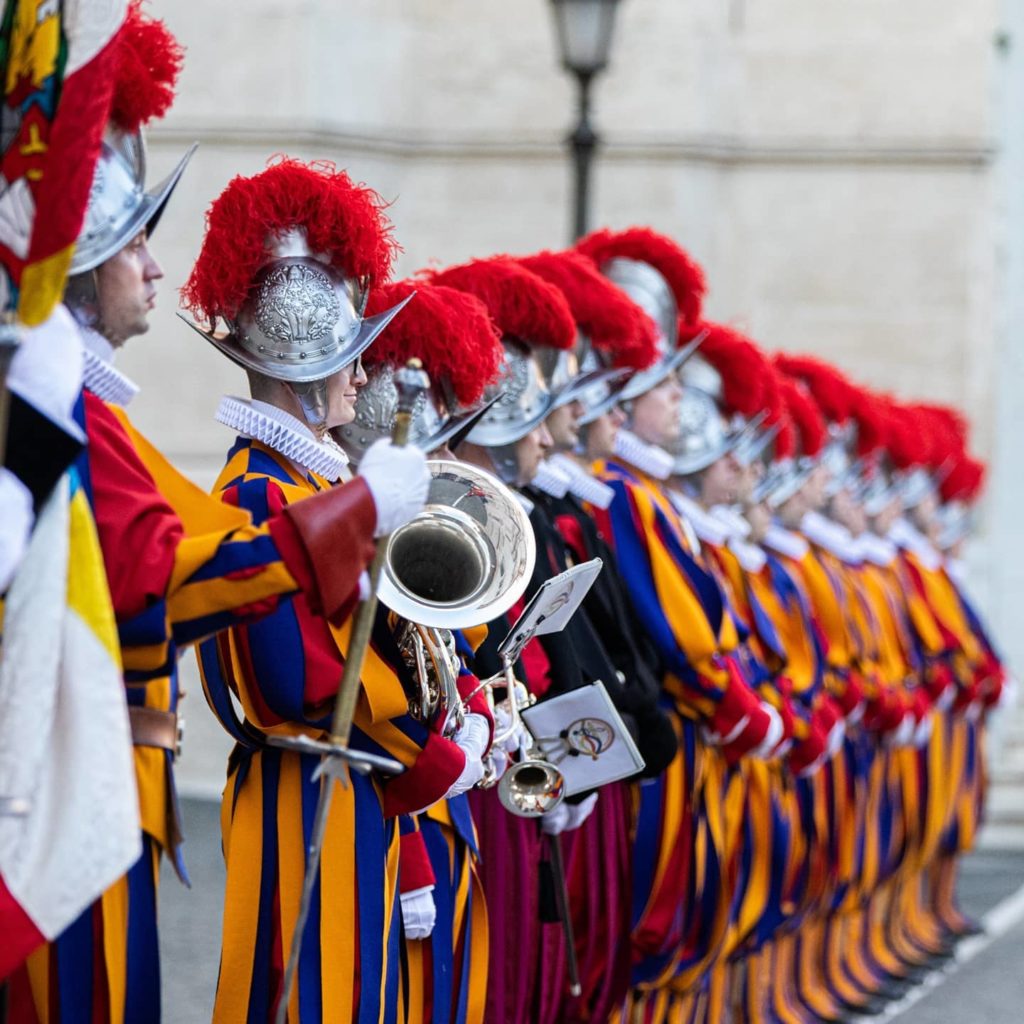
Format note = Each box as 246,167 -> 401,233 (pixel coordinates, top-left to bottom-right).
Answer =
258,345 -> 265,352
299,352 -> 306,359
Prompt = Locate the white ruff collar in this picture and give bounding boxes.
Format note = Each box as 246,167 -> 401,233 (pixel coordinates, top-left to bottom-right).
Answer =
670,491 -> 732,547
945,556 -> 967,586
888,516 -> 941,571
614,428 -> 674,480
801,510 -> 860,564
711,504 -> 752,540
550,454 -> 615,510
216,396 -> 349,482
858,532 -> 898,567
79,328 -> 139,407
531,459 -> 572,498
729,536 -> 768,573
763,523 -> 809,560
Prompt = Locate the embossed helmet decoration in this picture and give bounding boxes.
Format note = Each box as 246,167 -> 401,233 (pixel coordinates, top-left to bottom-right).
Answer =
426,258 -> 576,477
336,279 -> 504,462
180,158 -> 405,433
576,226 -> 706,402
70,2 -> 195,277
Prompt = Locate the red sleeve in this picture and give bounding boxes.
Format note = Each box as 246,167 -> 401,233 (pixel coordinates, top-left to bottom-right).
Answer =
83,392 -> 181,619
399,830 -> 437,893
382,732 -> 466,818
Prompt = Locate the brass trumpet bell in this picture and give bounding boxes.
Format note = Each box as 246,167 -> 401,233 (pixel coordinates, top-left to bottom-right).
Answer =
497,757 -> 566,818
378,460 -> 535,629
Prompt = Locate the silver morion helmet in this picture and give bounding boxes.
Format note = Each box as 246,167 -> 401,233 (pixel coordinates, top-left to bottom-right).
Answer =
71,131 -> 196,275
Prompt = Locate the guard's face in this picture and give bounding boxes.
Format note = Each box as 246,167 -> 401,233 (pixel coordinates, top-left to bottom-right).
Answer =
700,451 -> 741,507
910,490 -> 939,533
800,461 -> 830,513
830,487 -> 867,536
546,399 -> 584,452
745,499 -> 772,543
325,357 -> 367,429
585,405 -> 625,461
631,374 -> 683,447
94,230 -> 162,347
737,459 -> 763,503
515,422 -> 553,486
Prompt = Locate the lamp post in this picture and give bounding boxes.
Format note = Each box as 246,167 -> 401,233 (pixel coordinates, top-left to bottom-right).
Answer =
549,0 -> 623,241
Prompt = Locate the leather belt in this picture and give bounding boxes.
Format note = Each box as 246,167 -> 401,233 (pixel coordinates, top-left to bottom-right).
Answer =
129,706 -> 183,759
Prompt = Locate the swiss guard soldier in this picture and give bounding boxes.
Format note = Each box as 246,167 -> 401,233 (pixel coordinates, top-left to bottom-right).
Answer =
7,13 -> 426,1024
336,276 -> 509,1024
577,227 -> 780,1022
514,247 -> 681,1023
422,255 -> 599,1024
185,160 -> 504,1024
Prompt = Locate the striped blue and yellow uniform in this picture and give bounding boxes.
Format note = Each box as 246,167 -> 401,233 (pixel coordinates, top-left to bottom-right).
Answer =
198,437 -> 468,1024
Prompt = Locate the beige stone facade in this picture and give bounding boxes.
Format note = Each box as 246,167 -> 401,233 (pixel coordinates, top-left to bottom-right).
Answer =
125,0 -> 1023,790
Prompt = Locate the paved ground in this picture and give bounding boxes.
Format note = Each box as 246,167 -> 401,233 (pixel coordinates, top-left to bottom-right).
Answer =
160,797 -> 1024,1023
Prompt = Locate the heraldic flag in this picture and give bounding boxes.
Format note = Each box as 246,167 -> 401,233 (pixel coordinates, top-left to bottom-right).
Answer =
0,0 -> 141,977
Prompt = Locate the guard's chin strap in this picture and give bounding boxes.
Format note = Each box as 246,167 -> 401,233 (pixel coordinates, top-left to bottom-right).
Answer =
288,379 -> 330,439
65,270 -> 131,350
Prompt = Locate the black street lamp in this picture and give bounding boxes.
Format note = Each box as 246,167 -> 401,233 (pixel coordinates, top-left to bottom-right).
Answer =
549,0 -> 623,241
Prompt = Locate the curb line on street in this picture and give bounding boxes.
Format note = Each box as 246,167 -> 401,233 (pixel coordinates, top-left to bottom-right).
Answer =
864,881 -> 1024,1023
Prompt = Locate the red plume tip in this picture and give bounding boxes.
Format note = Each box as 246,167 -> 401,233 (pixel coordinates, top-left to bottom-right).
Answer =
181,158 -> 398,325
364,282 -> 503,407
111,1 -> 185,133
779,377 -> 827,458
576,226 -> 707,325
518,250 -> 658,369
426,257 -> 576,352
698,322 -> 773,417
774,353 -> 855,426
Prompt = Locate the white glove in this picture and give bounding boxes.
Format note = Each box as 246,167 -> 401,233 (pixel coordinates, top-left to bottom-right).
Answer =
493,704 -> 528,754
487,745 -> 510,782
358,439 -> 429,537
999,674 -> 1019,711
0,468 -> 34,593
400,885 -> 437,940
826,719 -> 846,759
965,700 -> 983,724
541,792 -> 599,836
749,703 -> 785,760
936,685 -> 956,712
446,713 -> 490,797
883,713 -> 915,750
913,714 -> 933,748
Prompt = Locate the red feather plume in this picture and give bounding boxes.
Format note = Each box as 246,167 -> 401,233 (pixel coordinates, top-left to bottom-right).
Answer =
879,399 -> 923,469
773,353 -> 854,425
111,1 -> 184,133
575,226 -> 706,325
364,281 -> 503,407
940,456 -> 986,503
845,384 -> 887,457
181,158 -> 398,324
774,411 -> 797,460
426,257 -> 576,351
698,322 -> 771,417
778,376 -> 826,458
517,250 -> 658,369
